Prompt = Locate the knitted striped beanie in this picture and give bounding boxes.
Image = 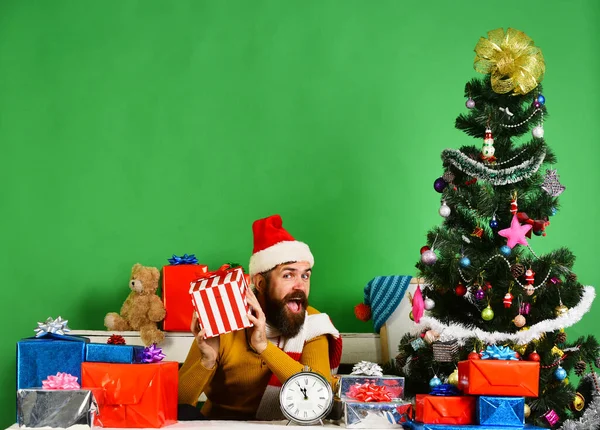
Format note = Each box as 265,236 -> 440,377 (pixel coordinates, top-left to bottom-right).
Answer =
355,275 -> 412,333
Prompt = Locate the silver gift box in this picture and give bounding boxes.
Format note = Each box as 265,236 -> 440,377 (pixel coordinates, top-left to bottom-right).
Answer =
17,389 -> 99,428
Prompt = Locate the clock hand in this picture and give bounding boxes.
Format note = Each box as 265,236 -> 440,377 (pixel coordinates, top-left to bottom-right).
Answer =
300,387 -> 308,400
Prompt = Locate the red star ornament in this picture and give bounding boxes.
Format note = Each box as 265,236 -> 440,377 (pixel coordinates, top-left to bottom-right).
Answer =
498,214 -> 532,248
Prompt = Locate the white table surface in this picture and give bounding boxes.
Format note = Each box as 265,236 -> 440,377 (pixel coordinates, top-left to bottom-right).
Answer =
8,420 -> 347,429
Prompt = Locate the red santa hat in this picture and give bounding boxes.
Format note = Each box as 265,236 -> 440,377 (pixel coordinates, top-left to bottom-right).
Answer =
249,214 -> 314,276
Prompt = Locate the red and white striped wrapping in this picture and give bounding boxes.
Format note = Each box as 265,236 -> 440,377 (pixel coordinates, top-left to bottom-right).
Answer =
189,266 -> 253,338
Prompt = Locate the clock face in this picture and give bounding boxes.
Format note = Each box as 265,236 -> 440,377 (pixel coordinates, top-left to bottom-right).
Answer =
279,371 -> 333,424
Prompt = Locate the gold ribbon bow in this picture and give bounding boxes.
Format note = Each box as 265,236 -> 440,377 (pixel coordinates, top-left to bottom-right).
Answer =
474,28 -> 545,95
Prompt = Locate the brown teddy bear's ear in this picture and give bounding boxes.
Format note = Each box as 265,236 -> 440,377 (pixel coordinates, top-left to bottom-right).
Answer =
131,263 -> 143,275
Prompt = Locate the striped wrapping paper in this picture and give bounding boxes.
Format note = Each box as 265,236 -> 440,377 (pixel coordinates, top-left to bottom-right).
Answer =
189,266 -> 253,338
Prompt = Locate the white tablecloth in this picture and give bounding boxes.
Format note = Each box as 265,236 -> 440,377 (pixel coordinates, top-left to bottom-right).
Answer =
8,420 -> 344,430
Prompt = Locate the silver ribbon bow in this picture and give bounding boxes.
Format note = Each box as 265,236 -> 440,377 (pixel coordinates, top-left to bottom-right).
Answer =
350,360 -> 384,376
34,316 -> 71,337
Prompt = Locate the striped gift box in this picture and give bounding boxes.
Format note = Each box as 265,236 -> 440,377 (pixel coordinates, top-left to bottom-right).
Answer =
189,266 -> 253,338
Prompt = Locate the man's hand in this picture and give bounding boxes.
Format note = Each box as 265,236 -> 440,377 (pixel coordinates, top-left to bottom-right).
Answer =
191,313 -> 219,369
245,287 -> 268,353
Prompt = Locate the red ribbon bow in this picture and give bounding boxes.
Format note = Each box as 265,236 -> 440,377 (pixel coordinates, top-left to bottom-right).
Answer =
517,212 -> 550,237
195,264 -> 238,282
347,382 -> 392,402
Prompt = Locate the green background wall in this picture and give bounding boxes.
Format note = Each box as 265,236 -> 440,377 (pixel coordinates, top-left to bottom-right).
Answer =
1,0 -> 598,425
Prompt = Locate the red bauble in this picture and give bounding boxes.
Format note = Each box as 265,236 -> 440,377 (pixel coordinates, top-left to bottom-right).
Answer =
484,281 -> 492,290
514,352 -> 521,360
354,303 -> 372,322
468,351 -> 480,360
455,283 -> 467,296
528,352 -> 541,362
420,246 -> 431,254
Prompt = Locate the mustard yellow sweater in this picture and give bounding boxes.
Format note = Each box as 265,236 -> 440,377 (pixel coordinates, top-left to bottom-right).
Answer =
178,306 -> 332,420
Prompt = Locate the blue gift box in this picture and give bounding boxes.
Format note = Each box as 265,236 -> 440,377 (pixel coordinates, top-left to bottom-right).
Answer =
476,396 -> 524,426
402,423 -> 545,430
85,343 -> 145,364
17,333 -> 89,390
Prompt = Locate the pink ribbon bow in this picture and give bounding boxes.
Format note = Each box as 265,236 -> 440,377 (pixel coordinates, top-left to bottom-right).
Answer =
42,372 -> 80,390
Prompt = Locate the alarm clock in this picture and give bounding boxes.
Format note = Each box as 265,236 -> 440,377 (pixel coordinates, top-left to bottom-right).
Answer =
279,365 -> 334,425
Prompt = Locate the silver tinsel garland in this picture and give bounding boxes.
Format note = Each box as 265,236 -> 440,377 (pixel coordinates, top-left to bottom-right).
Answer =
442,148 -> 546,186
558,373 -> 600,430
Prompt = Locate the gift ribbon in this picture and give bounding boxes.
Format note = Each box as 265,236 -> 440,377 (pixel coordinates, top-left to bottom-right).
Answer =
430,383 -> 461,396
350,361 -> 384,377
107,334 -> 126,345
34,316 -> 71,337
347,382 -> 392,402
195,264 -> 239,283
142,344 -> 166,363
42,372 -> 80,390
481,345 -> 518,360
168,254 -> 199,265
517,212 -> 550,237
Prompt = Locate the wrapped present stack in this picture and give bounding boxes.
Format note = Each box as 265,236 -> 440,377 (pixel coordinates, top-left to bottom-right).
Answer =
16,258 -> 256,427
404,345 -> 546,430
16,316 -> 178,428
337,361 -> 411,428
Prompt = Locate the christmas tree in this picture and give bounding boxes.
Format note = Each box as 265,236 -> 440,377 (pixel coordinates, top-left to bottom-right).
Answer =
394,28 -> 600,429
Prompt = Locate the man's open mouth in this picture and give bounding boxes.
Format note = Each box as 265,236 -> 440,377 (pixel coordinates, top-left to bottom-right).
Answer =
286,297 -> 305,314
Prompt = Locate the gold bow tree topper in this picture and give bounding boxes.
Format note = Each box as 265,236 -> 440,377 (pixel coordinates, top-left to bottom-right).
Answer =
474,28 -> 545,95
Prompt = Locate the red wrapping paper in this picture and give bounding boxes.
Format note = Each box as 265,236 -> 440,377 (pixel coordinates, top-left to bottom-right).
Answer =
415,394 -> 476,424
162,264 -> 208,331
189,265 -> 253,338
458,359 -> 540,397
81,362 -> 178,428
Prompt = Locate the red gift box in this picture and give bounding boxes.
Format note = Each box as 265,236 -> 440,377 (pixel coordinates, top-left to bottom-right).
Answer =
162,264 -> 208,331
82,361 -> 178,428
415,394 -> 476,424
189,264 -> 253,338
458,359 -> 540,397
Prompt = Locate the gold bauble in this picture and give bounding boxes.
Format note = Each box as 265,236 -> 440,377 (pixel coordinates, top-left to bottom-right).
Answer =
572,392 -> 585,412
524,403 -> 531,418
409,311 -> 414,321
555,304 -> 569,317
448,369 -> 459,386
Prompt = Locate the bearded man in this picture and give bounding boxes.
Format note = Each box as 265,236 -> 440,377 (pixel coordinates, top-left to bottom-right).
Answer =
178,214 -> 342,420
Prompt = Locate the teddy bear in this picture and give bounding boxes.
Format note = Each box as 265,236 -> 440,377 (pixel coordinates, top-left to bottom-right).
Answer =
104,263 -> 166,346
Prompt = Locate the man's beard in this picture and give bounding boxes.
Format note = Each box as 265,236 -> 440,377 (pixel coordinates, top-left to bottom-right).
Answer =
263,281 -> 308,338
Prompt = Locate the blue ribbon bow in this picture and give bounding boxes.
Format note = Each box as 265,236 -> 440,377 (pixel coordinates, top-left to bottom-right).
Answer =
481,345 -> 518,360
430,383 -> 461,396
167,254 -> 198,265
